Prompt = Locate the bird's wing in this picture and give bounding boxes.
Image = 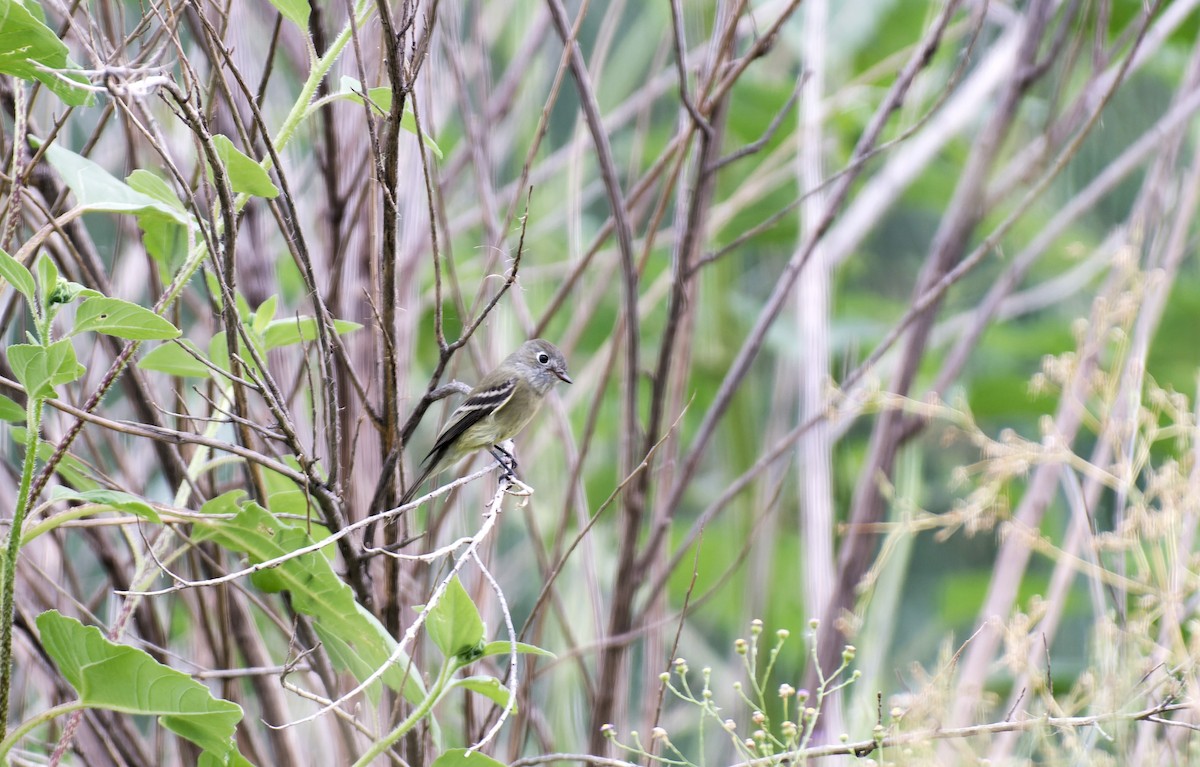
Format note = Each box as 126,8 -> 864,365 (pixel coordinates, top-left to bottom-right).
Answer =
424,377 -> 518,464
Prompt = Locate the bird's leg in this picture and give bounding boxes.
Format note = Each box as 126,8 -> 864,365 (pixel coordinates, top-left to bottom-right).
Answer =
489,444 -> 518,482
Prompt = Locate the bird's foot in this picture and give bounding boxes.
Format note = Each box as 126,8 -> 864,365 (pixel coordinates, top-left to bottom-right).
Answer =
490,445 -> 519,482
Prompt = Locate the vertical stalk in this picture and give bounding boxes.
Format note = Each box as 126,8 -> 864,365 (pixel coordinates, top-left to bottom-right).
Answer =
0,395 -> 45,740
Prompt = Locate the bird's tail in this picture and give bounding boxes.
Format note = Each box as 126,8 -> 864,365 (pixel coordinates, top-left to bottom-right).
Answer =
364,455 -> 434,551
398,459 -> 436,506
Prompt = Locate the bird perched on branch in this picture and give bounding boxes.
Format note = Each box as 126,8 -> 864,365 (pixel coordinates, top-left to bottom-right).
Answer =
399,338 -> 572,505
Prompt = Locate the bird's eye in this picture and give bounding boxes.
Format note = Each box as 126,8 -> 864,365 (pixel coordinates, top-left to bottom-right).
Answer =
537,352 -> 550,365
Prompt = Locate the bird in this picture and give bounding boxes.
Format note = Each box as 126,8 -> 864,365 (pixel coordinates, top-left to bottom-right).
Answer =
399,338 -> 572,505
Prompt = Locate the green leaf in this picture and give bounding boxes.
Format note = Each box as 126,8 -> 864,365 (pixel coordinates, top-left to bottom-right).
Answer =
0,246 -> 35,300
0,392 -> 24,421
265,0 -> 310,30
479,641 -> 555,660
192,493 -> 426,703
208,331 -> 229,374
424,575 -> 485,659
209,135 -> 278,199
126,171 -> 191,273
263,465 -> 315,518
327,77 -> 443,159
49,487 -> 161,523
137,211 -> 190,274
452,676 -> 515,711
72,297 -> 181,340
252,295 -> 277,334
138,340 -> 213,378
0,0 -> 93,106
337,75 -> 395,114
34,139 -> 188,222
262,317 -> 362,349
36,611 -> 248,762
8,339 -> 84,397
125,169 -> 186,211
36,254 -> 58,303
431,749 -> 507,767
312,623 -> 385,705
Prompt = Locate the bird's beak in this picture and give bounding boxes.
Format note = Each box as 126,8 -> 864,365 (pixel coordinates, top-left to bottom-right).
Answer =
555,368 -> 573,384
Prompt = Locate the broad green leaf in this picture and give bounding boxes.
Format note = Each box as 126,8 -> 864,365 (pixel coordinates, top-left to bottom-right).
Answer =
262,466 -> 315,518
8,339 -> 85,397
0,0 -> 92,106
137,211 -> 190,274
36,254 -> 58,301
431,749 -> 507,767
192,493 -> 426,703
126,171 -> 190,272
72,297 -> 180,340
312,623 -> 386,705
263,317 -> 362,349
49,487 -> 161,523
34,139 -> 188,222
338,75 -> 395,114
198,751 -> 255,767
125,169 -> 186,211
0,392 -> 23,421
0,247 -> 35,300
252,295 -> 278,334
234,292 -> 253,323
209,331 -> 229,373
15,0 -> 48,24
138,341 -> 212,378
327,77 -> 443,159
452,676 -> 515,711
36,611 -> 248,762
209,135 -> 278,199
265,0 -> 310,30
423,575 -> 484,659
480,641 -> 555,660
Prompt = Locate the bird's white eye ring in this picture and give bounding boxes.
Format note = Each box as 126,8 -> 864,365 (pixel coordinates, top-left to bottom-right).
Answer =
537,352 -> 550,364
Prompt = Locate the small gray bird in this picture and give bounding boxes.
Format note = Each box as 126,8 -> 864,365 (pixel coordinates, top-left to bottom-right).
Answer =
400,339 -> 572,505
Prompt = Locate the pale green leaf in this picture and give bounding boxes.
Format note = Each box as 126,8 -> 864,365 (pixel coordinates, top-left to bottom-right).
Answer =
431,749 -> 507,767
423,575 -> 484,659
192,493 -> 426,703
36,254 -> 58,301
479,641 -> 555,660
73,297 -> 181,340
325,77 -> 443,159
36,611 -> 248,762
0,392 -> 24,421
7,339 -> 84,397
49,487 -> 161,523
452,676 -> 515,712
125,170 -> 191,273
138,341 -> 212,378
125,169 -> 186,211
34,139 -> 188,222
0,0 -> 93,105
262,317 -> 361,349
0,247 -> 35,300
252,295 -> 278,334
265,0 -> 309,31
210,135 -> 278,199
